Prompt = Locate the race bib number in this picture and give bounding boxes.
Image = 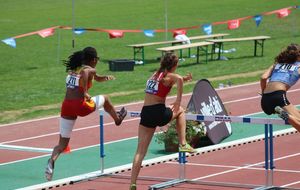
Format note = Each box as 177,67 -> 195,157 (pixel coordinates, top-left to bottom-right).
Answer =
274,64 -> 297,72
145,79 -> 159,94
66,74 -> 80,88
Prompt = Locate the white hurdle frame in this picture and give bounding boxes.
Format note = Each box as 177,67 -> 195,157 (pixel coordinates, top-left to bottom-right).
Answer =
99,111 -> 291,190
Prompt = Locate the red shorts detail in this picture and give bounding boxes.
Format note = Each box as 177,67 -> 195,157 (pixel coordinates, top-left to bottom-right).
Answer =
61,99 -> 95,117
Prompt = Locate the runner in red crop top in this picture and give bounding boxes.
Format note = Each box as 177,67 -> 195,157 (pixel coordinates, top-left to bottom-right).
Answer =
45,47 -> 127,181
145,71 -> 172,98
130,53 -> 194,190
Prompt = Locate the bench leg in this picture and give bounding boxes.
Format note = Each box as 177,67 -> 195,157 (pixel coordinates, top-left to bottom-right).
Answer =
197,47 -> 200,63
196,46 -> 209,64
254,40 -> 257,56
142,47 -> 145,65
217,43 -> 222,60
261,40 -> 265,56
133,47 -> 145,64
210,43 -> 216,60
254,40 -> 265,57
180,49 -> 183,60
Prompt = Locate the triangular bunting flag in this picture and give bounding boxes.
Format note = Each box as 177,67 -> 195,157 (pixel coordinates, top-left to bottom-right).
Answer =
227,19 -> 240,30
277,9 -> 290,18
172,29 -> 186,37
38,28 -> 55,38
202,24 -> 212,35
73,28 -> 86,35
108,30 -> 124,39
143,30 -> 155,37
253,15 -> 262,27
2,38 -> 16,48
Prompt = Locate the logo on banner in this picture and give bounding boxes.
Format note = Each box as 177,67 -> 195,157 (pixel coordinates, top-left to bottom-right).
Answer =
187,79 -> 232,144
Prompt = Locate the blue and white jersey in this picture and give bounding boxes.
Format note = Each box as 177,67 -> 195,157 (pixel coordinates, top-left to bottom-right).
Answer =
269,62 -> 300,87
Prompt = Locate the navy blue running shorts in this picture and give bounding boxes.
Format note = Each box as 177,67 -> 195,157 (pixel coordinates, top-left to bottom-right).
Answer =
261,90 -> 290,115
140,104 -> 173,128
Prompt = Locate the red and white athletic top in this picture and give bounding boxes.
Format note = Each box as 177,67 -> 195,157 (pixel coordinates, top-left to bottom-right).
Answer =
145,72 -> 171,98
65,66 -> 93,93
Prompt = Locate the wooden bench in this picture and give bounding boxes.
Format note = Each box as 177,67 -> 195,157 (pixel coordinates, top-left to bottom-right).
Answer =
156,41 -> 214,64
206,36 -> 271,60
127,33 -> 229,64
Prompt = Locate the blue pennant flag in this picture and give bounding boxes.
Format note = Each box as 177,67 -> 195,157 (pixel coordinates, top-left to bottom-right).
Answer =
297,5 -> 300,9
143,30 -> 155,37
202,24 -> 212,35
253,15 -> 262,27
73,28 -> 86,35
2,38 -> 16,48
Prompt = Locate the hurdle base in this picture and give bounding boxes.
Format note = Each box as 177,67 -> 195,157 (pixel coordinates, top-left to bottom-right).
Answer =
148,179 -> 186,190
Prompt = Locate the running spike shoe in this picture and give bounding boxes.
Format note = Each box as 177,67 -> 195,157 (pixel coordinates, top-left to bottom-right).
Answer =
275,106 -> 289,121
179,143 -> 196,153
130,183 -> 137,190
45,159 -> 54,181
115,107 -> 127,126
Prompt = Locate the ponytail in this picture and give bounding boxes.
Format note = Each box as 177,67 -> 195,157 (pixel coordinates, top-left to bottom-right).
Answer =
157,52 -> 178,73
63,51 -> 84,72
275,43 -> 300,64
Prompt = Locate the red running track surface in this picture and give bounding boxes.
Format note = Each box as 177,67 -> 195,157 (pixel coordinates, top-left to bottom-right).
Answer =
1,82 -> 300,189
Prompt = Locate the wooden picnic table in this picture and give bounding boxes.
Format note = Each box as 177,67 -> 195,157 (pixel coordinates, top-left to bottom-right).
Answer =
156,41 -> 214,64
206,36 -> 271,60
127,33 -> 229,64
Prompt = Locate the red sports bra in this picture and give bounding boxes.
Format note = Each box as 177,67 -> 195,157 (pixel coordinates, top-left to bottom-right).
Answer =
145,72 -> 171,98
65,66 -> 93,93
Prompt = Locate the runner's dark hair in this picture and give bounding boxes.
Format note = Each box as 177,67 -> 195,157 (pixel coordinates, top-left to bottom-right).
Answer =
275,43 -> 300,64
63,47 -> 98,72
157,52 -> 178,73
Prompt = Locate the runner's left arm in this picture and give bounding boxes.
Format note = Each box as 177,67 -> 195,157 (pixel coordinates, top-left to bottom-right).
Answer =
260,64 -> 275,93
169,73 -> 184,113
94,74 -> 115,82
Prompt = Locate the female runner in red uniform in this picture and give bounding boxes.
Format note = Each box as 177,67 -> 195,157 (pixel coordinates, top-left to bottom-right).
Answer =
129,53 -> 194,190
45,47 -> 127,181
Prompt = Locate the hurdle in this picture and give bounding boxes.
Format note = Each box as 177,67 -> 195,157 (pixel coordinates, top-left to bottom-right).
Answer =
98,110 -> 291,190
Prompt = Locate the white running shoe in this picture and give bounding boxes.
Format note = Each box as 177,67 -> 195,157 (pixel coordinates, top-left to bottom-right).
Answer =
274,106 -> 289,121
45,159 -> 54,181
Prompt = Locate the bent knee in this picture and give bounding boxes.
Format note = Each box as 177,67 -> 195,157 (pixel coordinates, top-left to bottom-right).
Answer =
176,106 -> 185,115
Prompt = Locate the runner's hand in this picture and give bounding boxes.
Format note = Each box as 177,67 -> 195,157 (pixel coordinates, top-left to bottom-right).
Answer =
170,101 -> 180,113
184,73 -> 192,82
106,75 -> 115,81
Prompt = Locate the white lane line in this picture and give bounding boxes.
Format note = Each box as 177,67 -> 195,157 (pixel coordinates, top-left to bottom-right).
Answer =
0,118 -> 139,144
0,144 -> 52,153
281,180 -> 300,188
166,162 -> 300,174
175,152 -> 300,181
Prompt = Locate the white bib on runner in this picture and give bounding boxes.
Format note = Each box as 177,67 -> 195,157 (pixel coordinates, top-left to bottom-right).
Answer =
66,74 -> 80,89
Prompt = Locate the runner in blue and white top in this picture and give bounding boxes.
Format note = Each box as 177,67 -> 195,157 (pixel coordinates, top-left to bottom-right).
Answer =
260,43 -> 300,132
269,61 -> 300,87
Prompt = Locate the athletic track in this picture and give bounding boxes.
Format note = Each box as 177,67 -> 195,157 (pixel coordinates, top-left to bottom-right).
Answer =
1,81 -> 300,190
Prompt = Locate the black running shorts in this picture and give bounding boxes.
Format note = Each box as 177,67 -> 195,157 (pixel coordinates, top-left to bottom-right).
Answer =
261,90 -> 290,115
140,104 -> 173,128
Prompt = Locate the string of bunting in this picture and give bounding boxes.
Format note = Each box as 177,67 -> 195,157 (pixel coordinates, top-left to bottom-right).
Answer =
1,5 -> 299,48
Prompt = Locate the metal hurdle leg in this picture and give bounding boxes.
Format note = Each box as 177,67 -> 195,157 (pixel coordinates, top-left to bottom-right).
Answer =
148,152 -> 187,190
253,124 -> 274,190
265,124 -> 270,187
269,124 -> 274,187
99,111 -> 105,173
